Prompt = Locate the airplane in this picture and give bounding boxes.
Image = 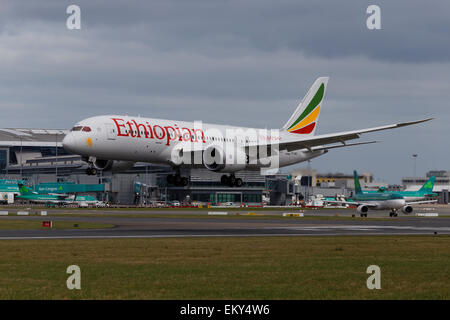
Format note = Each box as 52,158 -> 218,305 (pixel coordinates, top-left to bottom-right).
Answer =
62,77 -> 432,187
325,171 -> 436,217
16,184 -> 106,207
354,170 -> 437,201
16,183 -> 75,205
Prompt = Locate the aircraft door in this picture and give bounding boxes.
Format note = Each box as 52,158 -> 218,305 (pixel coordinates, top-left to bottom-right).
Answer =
105,123 -> 116,140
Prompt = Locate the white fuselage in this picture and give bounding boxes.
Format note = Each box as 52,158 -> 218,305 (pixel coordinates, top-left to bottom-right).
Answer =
370,199 -> 406,210
62,115 -> 326,172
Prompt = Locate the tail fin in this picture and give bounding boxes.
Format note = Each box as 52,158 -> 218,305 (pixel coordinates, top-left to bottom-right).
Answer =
282,77 -> 329,135
353,170 -> 363,194
17,183 -> 33,195
419,176 -> 436,193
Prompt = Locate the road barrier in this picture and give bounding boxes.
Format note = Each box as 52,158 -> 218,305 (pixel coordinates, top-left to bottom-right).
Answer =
0,211 -> 8,216
17,211 -> 29,216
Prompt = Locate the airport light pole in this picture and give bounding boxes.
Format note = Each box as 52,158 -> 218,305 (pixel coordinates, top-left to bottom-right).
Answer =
412,154 -> 418,179
55,133 -> 58,180
20,136 -> 23,179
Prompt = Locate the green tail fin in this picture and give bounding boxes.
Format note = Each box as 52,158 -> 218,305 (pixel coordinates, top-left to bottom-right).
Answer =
353,170 -> 362,194
419,176 -> 436,193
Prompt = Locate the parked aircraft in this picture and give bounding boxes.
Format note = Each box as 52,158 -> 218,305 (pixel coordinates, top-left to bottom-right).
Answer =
325,171 -> 436,217
16,184 -> 74,204
16,184 -> 106,207
62,77 -> 432,187
354,170 -> 437,201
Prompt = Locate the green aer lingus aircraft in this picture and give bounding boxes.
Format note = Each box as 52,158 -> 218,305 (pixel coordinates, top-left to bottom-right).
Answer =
16,183 -> 104,207
16,183 -> 74,204
325,171 -> 437,217
354,170 -> 437,201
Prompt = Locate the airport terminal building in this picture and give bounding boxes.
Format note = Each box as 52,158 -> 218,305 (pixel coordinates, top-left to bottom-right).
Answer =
0,127 -> 297,205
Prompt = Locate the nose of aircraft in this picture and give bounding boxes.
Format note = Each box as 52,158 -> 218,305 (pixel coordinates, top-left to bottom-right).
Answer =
62,133 -> 76,153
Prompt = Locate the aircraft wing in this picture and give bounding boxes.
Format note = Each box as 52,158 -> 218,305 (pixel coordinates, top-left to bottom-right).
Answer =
250,118 -> 432,152
47,193 -> 72,199
406,200 -> 438,205
323,200 -> 378,208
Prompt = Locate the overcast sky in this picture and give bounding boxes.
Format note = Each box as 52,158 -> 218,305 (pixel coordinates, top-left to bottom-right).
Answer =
1,0 -> 449,183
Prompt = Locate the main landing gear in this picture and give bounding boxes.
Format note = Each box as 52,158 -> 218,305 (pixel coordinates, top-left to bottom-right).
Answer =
221,174 -> 243,187
389,210 -> 398,217
166,172 -> 189,187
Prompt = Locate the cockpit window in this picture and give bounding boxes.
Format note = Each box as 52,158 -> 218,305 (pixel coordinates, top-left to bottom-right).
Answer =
71,126 -> 83,131
82,126 -> 92,132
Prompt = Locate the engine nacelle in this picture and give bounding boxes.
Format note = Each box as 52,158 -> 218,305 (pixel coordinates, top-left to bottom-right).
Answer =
202,145 -> 247,173
93,159 -> 135,172
401,205 -> 413,215
357,205 -> 369,213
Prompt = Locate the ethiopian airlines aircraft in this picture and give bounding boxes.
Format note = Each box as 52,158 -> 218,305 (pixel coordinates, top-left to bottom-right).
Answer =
62,77 -> 431,187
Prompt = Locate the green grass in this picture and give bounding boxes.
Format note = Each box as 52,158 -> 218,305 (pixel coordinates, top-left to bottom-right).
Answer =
0,236 -> 448,299
0,220 -> 114,230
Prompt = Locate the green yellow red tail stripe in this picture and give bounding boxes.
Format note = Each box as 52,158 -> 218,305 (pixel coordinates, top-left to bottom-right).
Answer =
287,83 -> 324,134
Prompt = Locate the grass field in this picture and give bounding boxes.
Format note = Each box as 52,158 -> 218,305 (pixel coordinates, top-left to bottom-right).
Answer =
0,235 -> 448,299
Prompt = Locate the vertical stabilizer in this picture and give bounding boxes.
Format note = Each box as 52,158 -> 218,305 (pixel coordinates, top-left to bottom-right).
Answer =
353,170 -> 363,194
282,77 -> 329,136
418,176 -> 436,193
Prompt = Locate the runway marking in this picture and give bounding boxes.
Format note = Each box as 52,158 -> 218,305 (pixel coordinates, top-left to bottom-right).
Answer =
268,225 -> 450,232
0,232 -> 445,240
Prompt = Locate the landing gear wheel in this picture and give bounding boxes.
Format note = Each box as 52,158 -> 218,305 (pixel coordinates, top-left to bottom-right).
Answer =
229,175 -> 236,187
390,211 -> 398,217
174,175 -> 182,186
85,167 -> 97,176
167,173 -> 189,187
221,175 -> 229,185
221,174 -> 244,187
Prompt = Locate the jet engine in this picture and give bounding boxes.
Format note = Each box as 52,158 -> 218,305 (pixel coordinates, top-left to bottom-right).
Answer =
202,145 -> 247,173
93,159 -> 135,172
357,205 -> 369,213
401,205 -> 413,215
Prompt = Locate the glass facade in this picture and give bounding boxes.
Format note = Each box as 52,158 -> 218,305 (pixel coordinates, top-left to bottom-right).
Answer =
0,150 -> 6,170
190,192 -> 262,204
9,146 -> 69,165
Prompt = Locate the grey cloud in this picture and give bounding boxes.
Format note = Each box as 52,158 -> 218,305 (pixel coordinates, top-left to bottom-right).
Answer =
0,0 -> 449,183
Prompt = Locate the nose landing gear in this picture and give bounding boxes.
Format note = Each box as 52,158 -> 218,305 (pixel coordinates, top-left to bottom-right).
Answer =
85,160 -> 98,176
85,167 -> 98,176
389,209 -> 398,217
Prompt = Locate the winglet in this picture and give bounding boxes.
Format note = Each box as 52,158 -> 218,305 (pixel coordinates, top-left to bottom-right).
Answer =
395,118 -> 433,128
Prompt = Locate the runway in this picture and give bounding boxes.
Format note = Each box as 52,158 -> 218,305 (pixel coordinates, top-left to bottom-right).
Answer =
1,213 -> 449,239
